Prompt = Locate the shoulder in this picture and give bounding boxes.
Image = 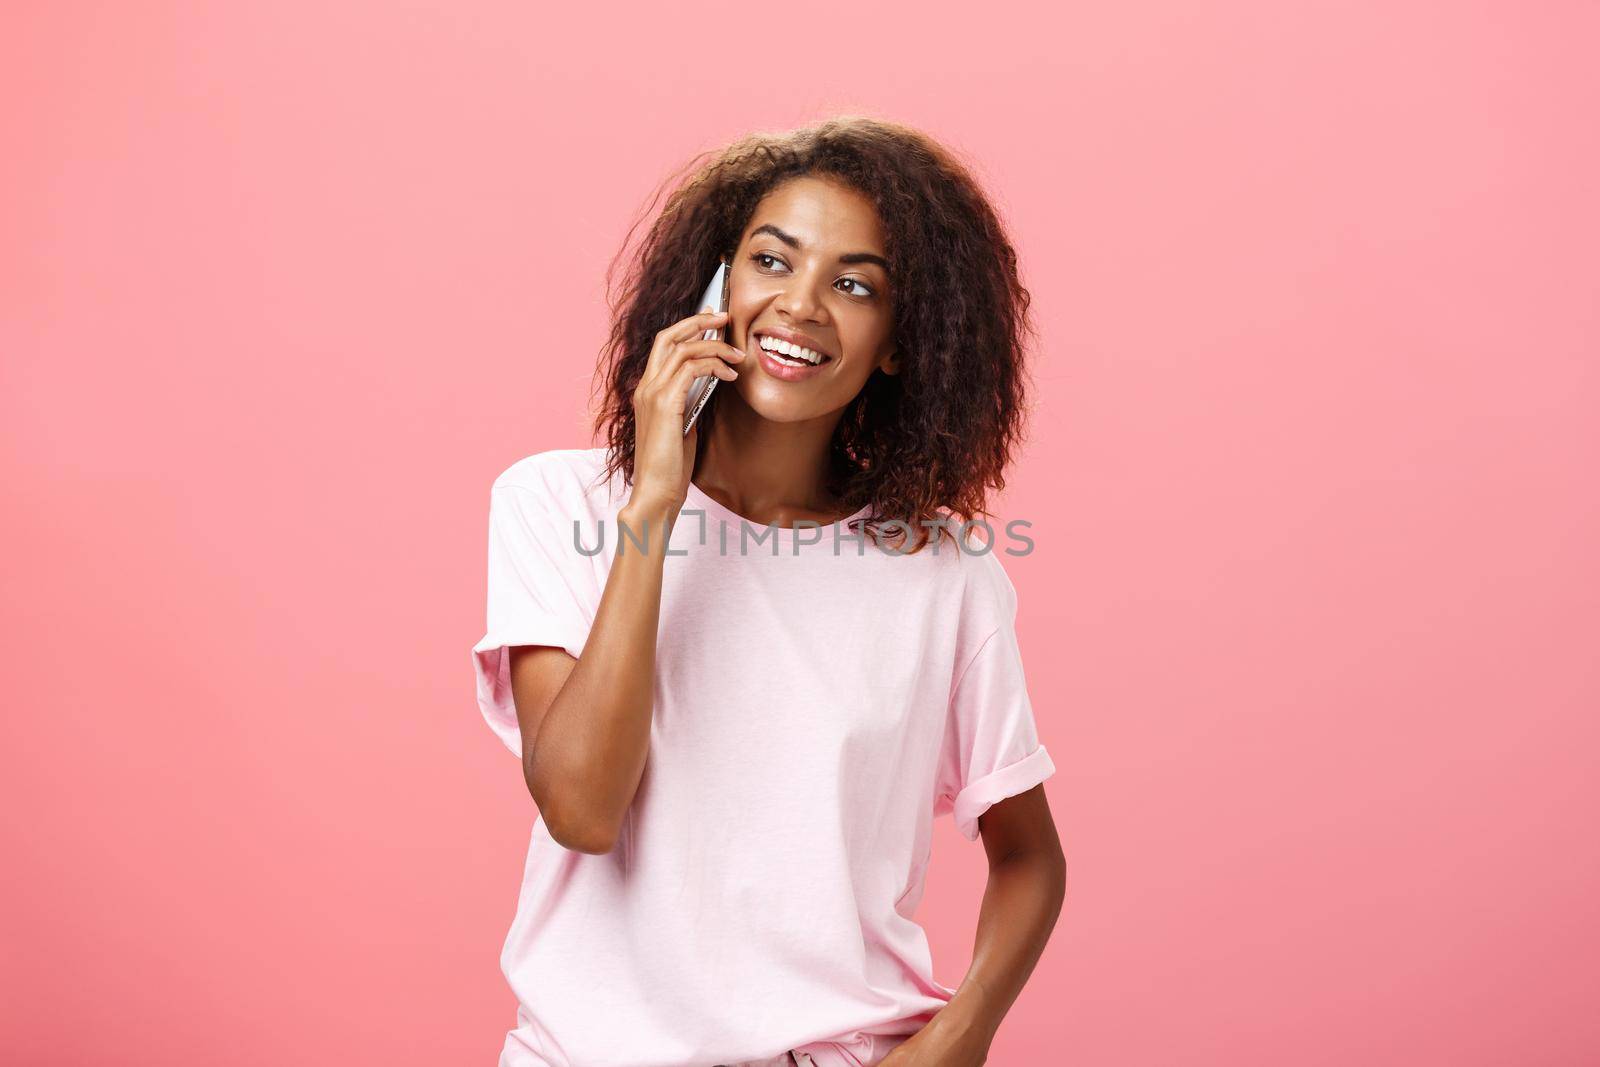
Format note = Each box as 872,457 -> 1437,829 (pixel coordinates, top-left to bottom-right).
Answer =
489,446 -> 620,509
949,521 -> 1021,629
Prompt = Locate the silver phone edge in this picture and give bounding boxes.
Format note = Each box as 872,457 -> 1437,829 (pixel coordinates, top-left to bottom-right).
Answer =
682,262 -> 732,435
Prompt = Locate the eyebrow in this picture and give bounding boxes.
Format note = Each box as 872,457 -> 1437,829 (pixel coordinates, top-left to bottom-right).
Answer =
749,224 -> 890,272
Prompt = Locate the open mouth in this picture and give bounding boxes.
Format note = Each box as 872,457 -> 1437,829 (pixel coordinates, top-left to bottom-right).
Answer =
755,333 -> 832,368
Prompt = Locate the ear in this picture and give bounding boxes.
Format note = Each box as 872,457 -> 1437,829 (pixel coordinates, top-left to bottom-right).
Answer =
878,348 -> 901,377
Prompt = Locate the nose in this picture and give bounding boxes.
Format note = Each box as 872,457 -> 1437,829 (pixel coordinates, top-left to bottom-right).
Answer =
773,269 -> 828,325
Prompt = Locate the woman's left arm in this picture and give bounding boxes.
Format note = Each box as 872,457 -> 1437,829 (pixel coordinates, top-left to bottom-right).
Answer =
881,783 -> 1067,1065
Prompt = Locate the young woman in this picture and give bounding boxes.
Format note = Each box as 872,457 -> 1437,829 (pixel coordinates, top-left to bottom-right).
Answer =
472,116 -> 1066,1067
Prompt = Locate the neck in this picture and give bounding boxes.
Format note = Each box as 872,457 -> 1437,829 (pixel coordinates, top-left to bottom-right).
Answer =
692,390 -> 849,524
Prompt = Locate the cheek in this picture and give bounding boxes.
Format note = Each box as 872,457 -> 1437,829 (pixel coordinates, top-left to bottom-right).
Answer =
727,278 -> 768,330
838,317 -> 892,365
726,297 -> 756,347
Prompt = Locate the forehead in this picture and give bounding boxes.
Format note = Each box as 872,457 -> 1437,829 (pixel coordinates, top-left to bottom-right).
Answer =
741,175 -> 886,254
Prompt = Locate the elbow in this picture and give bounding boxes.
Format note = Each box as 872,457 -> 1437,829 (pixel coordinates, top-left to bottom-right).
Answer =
1047,847 -> 1069,914
1007,840 -> 1068,904
524,760 -> 620,855
1042,841 -> 1068,898
546,815 -> 619,855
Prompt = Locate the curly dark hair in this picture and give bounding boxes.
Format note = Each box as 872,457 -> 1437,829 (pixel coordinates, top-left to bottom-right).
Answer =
589,115 -> 1037,553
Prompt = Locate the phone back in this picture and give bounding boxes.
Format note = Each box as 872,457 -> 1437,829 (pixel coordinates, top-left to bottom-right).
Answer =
682,260 -> 730,435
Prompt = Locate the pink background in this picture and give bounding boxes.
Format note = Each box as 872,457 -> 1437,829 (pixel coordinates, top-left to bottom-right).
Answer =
4,3 -> 1597,1064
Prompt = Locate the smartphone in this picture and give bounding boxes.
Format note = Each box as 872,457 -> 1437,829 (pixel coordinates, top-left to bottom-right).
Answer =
682,256 -> 732,436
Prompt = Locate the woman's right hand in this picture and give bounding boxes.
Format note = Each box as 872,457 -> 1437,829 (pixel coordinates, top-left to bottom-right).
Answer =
629,307 -> 745,512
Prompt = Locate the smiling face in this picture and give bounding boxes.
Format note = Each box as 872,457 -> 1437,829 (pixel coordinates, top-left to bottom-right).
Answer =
724,174 -> 900,423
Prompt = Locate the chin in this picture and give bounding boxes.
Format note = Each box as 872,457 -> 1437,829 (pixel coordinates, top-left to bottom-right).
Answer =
739,389 -> 829,424
744,400 -> 815,424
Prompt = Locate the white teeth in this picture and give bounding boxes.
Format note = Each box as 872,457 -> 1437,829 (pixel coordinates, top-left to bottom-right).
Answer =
758,335 -> 824,365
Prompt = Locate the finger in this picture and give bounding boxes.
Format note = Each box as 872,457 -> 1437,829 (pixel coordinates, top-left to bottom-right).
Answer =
658,337 -> 745,380
663,356 -> 739,411
637,352 -> 738,420
644,336 -> 738,391
644,309 -> 730,381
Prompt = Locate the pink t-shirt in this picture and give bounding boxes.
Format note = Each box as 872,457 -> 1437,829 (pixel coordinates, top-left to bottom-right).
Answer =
471,447 -> 1055,1067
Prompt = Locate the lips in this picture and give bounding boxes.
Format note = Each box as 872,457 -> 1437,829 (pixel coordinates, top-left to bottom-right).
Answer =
753,327 -> 834,364
750,332 -> 831,382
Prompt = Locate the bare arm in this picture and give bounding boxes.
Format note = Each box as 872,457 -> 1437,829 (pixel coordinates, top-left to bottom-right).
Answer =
509,494 -> 678,853
505,307 -> 743,854
883,784 -> 1067,1064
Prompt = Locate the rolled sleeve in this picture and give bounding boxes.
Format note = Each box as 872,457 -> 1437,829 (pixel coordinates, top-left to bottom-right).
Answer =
471,481 -> 595,759
935,620 -> 1057,841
